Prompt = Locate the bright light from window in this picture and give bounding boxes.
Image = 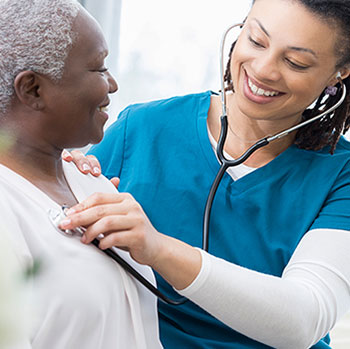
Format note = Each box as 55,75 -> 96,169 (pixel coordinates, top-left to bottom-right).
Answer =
110,0 -> 252,123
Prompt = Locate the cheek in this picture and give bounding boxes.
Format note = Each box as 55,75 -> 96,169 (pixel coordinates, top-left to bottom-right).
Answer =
230,38 -> 255,77
286,74 -> 327,102
82,75 -> 110,107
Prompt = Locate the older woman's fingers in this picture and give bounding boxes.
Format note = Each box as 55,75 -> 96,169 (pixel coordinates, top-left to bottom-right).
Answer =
69,149 -> 93,174
86,155 -> 101,176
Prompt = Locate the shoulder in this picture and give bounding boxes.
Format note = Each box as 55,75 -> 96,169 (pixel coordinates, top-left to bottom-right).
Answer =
333,136 -> 350,153
63,161 -> 117,201
295,136 -> 350,188
110,91 -> 212,131
318,136 -> 350,168
126,90 -> 212,117
0,168 -> 33,266
294,136 -> 350,168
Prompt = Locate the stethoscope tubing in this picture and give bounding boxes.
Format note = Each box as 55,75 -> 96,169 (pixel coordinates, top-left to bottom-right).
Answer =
90,239 -> 187,305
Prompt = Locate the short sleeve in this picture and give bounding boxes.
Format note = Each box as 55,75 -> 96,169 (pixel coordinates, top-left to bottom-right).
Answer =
88,107 -> 131,179
311,160 -> 350,231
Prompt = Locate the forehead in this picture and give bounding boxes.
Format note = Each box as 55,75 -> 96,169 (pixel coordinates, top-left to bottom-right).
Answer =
65,9 -> 108,69
247,0 -> 337,59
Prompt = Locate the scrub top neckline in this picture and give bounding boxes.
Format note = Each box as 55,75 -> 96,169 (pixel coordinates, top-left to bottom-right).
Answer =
196,91 -> 298,194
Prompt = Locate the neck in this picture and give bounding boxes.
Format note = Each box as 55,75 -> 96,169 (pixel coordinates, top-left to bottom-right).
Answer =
208,93 -> 300,167
0,127 -> 64,182
0,112 -> 79,208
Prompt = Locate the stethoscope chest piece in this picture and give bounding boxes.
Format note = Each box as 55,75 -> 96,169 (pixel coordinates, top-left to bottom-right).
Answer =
48,207 -> 76,237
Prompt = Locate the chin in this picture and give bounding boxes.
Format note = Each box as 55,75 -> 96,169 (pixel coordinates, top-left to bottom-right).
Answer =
89,130 -> 105,145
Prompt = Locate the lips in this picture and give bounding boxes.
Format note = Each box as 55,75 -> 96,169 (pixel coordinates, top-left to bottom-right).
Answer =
242,70 -> 285,104
97,99 -> 110,113
248,77 -> 281,97
97,106 -> 108,112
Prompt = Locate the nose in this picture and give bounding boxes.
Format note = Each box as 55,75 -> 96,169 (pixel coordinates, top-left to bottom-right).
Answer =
107,71 -> 118,94
251,51 -> 281,82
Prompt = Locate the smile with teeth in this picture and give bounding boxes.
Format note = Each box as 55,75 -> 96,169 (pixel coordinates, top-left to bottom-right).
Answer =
97,106 -> 108,112
248,78 -> 280,97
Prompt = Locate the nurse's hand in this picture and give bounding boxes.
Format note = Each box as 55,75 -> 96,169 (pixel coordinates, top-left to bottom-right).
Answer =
59,191 -> 164,267
62,149 -> 102,177
59,189 -> 202,290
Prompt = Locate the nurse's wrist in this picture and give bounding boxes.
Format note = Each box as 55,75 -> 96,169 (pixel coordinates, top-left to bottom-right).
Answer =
150,234 -> 202,290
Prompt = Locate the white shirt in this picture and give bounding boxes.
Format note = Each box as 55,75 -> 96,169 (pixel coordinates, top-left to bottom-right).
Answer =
0,161 -> 162,349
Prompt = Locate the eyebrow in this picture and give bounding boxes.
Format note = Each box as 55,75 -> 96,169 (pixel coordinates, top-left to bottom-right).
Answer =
252,18 -> 270,37
90,50 -> 108,65
251,18 -> 317,58
286,46 -> 317,58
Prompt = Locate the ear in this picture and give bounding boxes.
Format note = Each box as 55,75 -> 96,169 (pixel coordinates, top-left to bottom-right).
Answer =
13,71 -> 45,111
328,67 -> 350,86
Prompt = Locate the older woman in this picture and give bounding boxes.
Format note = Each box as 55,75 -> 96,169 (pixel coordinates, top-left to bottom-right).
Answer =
65,0 -> 350,348
0,0 -> 162,348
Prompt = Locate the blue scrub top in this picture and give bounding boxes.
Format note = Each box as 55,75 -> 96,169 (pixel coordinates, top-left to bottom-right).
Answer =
89,91 -> 350,348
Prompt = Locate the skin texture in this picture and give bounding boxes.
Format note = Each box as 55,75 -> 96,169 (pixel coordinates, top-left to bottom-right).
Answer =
64,0 -> 349,290
0,8 -> 117,208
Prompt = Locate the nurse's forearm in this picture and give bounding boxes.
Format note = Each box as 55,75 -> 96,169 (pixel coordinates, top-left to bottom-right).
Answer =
151,233 -> 202,290
174,229 -> 350,348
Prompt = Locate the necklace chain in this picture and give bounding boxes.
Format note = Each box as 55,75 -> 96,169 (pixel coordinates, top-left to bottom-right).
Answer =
226,119 -> 259,144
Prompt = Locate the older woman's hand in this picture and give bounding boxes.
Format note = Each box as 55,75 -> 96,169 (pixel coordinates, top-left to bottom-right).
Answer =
62,149 -> 102,177
59,191 -> 164,267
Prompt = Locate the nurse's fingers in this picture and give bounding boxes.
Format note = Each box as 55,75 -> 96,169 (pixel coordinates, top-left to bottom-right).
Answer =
61,202 -> 130,230
86,155 -> 101,176
92,229 -> 160,267
98,231 -> 133,251
110,177 -> 120,189
68,192 -> 136,215
67,150 -> 101,176
81,214 -> 135,245
62,149 -> 73,161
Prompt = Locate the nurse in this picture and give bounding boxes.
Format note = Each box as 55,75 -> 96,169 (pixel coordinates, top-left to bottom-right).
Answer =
0,0 -> 162,348
65,0 -> 350,347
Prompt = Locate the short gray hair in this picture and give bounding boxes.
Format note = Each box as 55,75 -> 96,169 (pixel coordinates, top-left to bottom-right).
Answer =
0,0 -> 82,114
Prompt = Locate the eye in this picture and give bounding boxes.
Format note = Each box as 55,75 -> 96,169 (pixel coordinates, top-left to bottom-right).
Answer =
285,58 -> 309,71
97,68 -> 108,73
248,36 -> 265,48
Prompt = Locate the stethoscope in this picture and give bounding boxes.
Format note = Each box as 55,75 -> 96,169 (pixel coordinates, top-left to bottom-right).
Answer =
48,23 -> 346,306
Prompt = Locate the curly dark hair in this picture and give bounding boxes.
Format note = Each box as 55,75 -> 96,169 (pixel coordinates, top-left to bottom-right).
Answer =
224,0 -> 350,153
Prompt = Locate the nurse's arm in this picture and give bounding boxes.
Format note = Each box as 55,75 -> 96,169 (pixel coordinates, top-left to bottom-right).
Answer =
59,192 -> 350,348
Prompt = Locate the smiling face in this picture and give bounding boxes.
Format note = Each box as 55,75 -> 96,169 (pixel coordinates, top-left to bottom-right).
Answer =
230,0 -> 344,126
41,8 -> 118,149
